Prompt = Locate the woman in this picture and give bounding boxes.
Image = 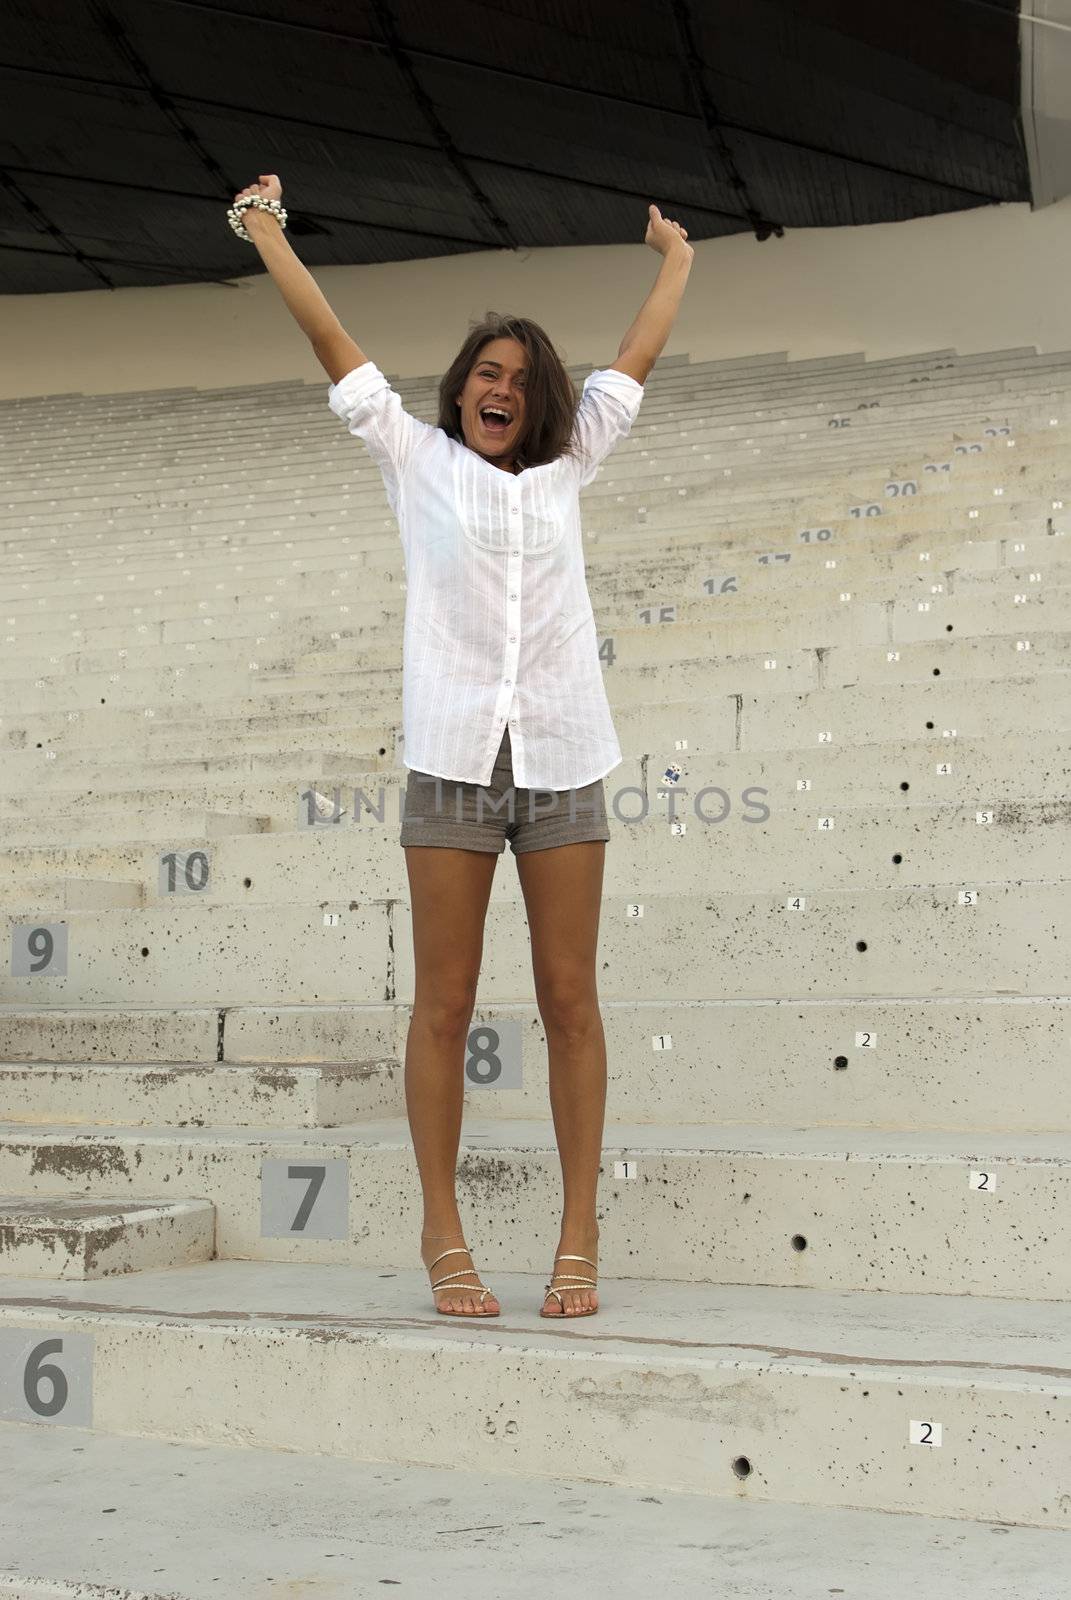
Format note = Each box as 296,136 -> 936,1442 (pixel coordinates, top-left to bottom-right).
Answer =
231,176 -> 694,1319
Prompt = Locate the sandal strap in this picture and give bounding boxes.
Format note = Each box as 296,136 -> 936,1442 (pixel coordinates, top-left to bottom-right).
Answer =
427,1246 -> 473,1272
434,1280 -> 494,1303
431,1268 -> 491,1291
543,1279 -> 597,1299
543,1251 -> 599,1304
427,1246 -> 493,1301
542,1285 -> 596,1311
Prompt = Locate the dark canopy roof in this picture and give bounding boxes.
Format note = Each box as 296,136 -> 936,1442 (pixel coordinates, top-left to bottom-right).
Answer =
0,0 -> 1030,295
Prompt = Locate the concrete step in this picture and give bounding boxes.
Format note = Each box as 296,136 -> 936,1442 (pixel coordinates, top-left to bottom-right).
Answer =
0,800 -> 317,845
6,554 -> 1068,684
2,417 -> 1063,562
2,1426 -> 1065,1600
0,796 -> 1067,913
0,879 -> 146,912
3,483 -> 1061,623
0,1258 -> 1067,1526
0,338 -> 1055,428
0,694 -> 1062,838
5,472 -> 1061,599
1,345 -> 1051,457
3,459 -> 1060,575
0,387 -> 1057,521
9,537 -> 1064,671
264,587 -> 1070,682
0,1057 -> 400,1128
3,631 -> 1067,762
586,490 -> 1059,542
1,606 -> 1063,721
3,369 -> 1066,518
1,1117 -> 1068,1297
0,1001 -> 396,1066
0,993 -> 1067,1134
220,995 -> 1065,1132
1,879 -> 1065,1006
2,433 -> 1060,548
0,1196 -> 214,1279
0,1005 -> 222,1063
0,705 -> 1065,846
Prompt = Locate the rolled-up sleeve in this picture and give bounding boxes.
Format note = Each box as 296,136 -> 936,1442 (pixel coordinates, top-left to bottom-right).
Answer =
327,360 -> 435,515
572,366 -> 645,488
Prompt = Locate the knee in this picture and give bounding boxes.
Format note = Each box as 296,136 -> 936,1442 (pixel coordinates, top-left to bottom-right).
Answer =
412,990 -> 478,1038
537,979 -> 600,1039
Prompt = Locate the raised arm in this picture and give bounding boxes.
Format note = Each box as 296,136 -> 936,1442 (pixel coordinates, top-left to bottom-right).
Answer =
610,204 -> 694,386
236,175 -> 370,384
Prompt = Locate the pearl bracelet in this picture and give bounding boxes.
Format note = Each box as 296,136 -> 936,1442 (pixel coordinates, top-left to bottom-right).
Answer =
226,194 -> 289,243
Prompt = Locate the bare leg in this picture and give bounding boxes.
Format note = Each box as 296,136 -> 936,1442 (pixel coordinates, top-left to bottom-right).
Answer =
403,843 -> 501,1314
515,839 -> 606,1314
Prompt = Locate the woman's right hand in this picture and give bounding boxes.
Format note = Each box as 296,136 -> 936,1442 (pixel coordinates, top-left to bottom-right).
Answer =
233,174 -> 283,209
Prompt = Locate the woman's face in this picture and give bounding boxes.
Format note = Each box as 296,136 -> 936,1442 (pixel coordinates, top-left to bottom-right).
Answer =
455,337 -> 529,471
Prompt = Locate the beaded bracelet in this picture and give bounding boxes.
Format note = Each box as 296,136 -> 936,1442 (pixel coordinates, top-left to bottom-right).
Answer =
227,194 -> 288,243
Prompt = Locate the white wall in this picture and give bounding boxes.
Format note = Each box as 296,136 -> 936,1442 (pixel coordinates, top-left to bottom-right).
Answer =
4,196 -> 1071,401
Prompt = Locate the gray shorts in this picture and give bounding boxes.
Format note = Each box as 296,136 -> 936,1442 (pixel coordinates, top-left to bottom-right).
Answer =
400,727 -> 610,855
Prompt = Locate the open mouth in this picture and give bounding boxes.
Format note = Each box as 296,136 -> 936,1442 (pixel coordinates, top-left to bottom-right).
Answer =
479,406 -> 512,435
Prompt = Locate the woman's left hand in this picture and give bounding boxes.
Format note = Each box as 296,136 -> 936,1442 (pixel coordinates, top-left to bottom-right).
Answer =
644,203 -> 693,259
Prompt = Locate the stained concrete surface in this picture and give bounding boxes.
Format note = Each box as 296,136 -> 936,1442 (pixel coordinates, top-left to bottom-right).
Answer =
1,1423 -> 1068,1599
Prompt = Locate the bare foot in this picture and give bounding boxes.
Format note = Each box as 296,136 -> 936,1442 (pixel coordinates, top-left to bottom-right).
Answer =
421,1233 -> 500,1316
541,1225 -> 599,1316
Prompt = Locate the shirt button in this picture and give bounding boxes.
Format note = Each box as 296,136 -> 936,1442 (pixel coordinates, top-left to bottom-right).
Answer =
508,635 -> 516,642
509,593 -> 517,600
505,679 -> 512,686
510,506 -> 519,514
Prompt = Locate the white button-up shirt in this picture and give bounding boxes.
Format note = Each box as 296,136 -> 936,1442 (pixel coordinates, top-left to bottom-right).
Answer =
327,359 -> 645,789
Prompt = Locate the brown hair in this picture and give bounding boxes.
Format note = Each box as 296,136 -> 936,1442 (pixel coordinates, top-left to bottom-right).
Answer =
436,312 -> 580,471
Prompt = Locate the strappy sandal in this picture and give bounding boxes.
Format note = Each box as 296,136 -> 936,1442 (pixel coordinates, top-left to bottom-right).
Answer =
540,1252 -> 599,1318
422,1240 -> 500,1317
